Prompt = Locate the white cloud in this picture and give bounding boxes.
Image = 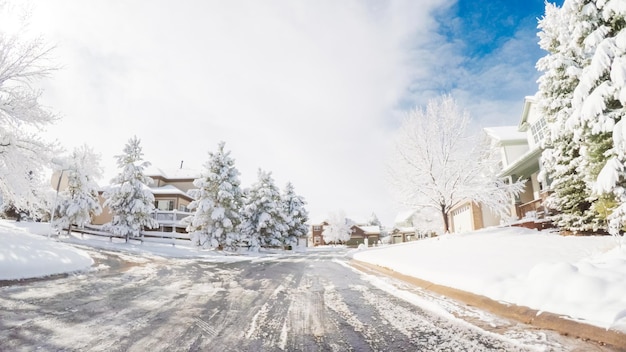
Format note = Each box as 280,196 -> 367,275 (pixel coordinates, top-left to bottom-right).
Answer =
24,0 -> 543,226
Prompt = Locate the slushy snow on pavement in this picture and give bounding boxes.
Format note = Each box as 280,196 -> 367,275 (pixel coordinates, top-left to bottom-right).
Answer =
3,219 -> 626,335
354,226 -> 626,333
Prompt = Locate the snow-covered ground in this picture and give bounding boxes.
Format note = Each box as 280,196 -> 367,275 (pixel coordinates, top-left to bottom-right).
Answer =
0,220 -> 93,280
3,219 -> 625,336
354,227 -> 626,333
0,220 -> 267,281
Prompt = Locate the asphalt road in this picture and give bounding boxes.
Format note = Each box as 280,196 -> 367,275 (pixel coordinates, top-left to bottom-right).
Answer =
0,248 -> 612,351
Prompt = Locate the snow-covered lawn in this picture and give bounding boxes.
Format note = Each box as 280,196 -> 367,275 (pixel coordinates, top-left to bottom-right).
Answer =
353,226 -> 626,333
0,219 -> 302,281
0,220 -> 93,280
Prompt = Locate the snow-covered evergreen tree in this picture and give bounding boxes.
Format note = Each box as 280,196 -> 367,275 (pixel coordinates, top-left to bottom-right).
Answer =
240,169 -> 288,250
367,212 -> 381,227
103,136 -> 158,242
550,0 -> 626,236
536,0 -> 604,233
281,182 -> 309,247
53,145 -> 103,234
185,141 -> 243,251
0,3 -> 59,216
322,211 -> 353,244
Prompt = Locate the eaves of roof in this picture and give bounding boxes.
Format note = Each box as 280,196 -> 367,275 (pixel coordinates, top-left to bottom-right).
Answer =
498,146 -> 542,179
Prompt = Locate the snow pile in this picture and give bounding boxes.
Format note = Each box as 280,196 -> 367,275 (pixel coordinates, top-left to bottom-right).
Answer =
0,221 -> 93,280
353,227 -> 626,332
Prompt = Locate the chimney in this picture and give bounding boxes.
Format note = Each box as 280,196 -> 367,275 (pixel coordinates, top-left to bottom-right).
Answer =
180,160 -> 184,169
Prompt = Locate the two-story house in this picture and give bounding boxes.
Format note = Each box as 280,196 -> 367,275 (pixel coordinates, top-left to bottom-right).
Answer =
448,95 -> 551,233
92,166 -> 200,233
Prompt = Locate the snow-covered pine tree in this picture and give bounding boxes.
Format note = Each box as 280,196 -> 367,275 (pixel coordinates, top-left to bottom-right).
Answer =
322,210 -> 353,244
103,136 -> 158,242
281,182 -> 309,248
240,169 -> 288,251
0,4 -> 59,217
367,212 -> 381,227
536,0 -> 604,233
54,145 -> 103,234
562,0 -> 626,236
185,141 -> 243,251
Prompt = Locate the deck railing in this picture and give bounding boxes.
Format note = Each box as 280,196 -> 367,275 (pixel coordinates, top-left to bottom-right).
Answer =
151,210 -> 192,228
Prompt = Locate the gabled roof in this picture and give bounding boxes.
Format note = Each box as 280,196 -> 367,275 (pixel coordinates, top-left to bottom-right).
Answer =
150,184 -> 193,200
354,225 -> 381,234
483,126 -> 526,145
145,166 -> 201,180
518,95 -> 537,132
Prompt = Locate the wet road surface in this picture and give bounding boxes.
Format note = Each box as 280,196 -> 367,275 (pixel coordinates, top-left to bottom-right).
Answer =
0,247 -> 613,351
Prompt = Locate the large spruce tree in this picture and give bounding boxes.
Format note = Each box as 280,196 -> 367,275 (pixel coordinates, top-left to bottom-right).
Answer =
103,136 -> 158,242
537,0 -> 603,233
240,169 -> 288,250
185,141 -> 243,250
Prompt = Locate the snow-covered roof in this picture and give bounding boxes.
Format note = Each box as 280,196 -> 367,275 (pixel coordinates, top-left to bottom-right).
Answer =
356,225 -> 381,234
145,166 -> 201,180
150,184 -> 190,197
483,126 -> 526,144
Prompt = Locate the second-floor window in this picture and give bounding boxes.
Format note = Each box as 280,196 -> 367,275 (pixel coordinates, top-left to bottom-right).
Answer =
531,117 -> 547,145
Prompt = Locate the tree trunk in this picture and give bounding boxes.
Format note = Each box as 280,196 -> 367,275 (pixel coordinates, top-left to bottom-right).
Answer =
441,204 -> 450,233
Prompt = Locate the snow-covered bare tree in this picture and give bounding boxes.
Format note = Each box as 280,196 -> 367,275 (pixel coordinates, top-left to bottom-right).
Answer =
322,210 -> 352,244
281,182 -> 309,247
0,3 -> 59,216
240,169 -> 288,251
536,0 -> 604,234
185,141 -> 243,250
53,145 -> 103,234
103,136 -> 158,242
388,95 -> 524,233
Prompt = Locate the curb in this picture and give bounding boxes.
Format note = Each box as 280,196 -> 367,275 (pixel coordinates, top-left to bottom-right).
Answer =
350,259 -> 626,351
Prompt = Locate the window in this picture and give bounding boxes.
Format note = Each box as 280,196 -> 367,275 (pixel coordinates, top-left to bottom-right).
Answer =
313,225 -> 322,231
156,200 -> 174,211
530,117 -> 547,144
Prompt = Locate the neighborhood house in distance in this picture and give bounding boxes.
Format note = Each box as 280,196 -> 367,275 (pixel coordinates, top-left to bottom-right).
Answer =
79,95 -> 550,244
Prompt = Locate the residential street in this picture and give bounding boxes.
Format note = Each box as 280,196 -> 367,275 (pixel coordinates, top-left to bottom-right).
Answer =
0,248 -> 612,351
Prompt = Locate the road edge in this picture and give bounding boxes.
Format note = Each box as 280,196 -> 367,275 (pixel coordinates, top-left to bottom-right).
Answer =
350,259 -> 626,351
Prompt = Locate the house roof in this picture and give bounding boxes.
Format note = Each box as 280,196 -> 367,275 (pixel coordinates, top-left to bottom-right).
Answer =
518,95 -> 537,132
498,146 -> 542,178
483,126 -> 526,145
355,225 -> 381,234
145,165 -> 201,180
150,184 -> 192,199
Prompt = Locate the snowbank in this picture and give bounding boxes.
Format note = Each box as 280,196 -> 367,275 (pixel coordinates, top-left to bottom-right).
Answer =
353,227 -> 626,332
0,221 -> 94,280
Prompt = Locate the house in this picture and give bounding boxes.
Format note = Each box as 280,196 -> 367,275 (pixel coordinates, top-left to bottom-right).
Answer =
91,166 -> 200,233
448,95 -> 551,233
346,225 -> 381,247
499,96 -> 552,228
448,125 -> 527,233
387,209 -> 437,241
309,221 -> 381,247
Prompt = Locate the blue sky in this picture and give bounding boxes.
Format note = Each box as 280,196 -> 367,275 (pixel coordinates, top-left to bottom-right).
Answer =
8,0 -> 562,226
